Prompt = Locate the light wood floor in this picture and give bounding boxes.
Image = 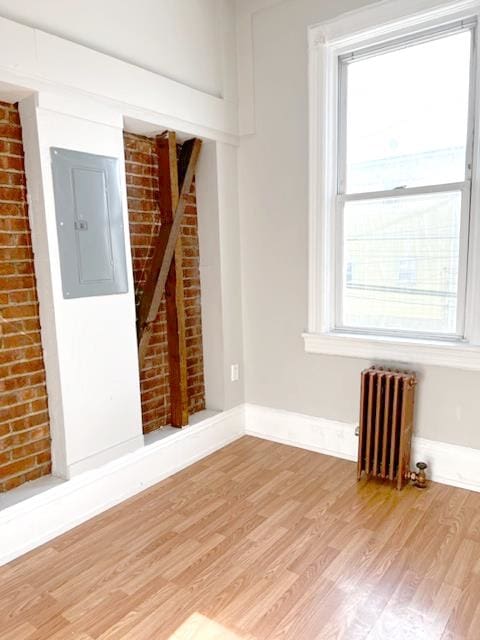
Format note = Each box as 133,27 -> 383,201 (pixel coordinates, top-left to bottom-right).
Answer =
1,436 -> 479,640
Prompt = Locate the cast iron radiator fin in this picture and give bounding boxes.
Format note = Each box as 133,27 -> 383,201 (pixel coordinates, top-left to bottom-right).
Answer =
357,366 -> 419,490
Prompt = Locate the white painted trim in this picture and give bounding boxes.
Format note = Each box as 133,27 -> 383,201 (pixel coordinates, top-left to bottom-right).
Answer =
464,14 -> 480,345
308,25 -> 338,333
235,0 -> 480,135
235,0 -> 288,135
245,403 -> 357,461
412,436 -> 480,492
245,403 -> 480,493
66,434 -> 145,479
1,402 -> 479,565
310,0 -> 480,49
306,0 -> 480,365
0,15 -> 238,144
302,331 -> 480,371
0,406 -> 245,567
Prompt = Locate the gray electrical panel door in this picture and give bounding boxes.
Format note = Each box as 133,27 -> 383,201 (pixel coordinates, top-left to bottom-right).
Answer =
51,147 -> 128,298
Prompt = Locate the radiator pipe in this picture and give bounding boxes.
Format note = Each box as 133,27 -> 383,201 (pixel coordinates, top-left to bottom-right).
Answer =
408,461 -> 428,489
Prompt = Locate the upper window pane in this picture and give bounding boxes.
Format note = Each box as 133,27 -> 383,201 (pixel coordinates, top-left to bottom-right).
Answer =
343,30 -> 472,194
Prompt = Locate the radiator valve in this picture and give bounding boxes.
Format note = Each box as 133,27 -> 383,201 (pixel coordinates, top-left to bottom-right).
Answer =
408,461 -> 428,489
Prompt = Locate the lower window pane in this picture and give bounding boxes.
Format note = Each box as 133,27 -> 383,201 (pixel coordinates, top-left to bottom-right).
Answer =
341,191 -> 463,336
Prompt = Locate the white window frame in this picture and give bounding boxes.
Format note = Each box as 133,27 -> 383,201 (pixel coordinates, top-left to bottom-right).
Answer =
304,0 -> 480,371
336,21 -> 475,342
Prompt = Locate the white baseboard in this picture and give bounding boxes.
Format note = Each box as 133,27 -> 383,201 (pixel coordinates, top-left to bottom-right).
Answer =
412,437 -> 480,493
244,403 -> 480,494
244,403 -> 358,461
66,434 -> 146,478
1,401 -> 479,566
0,406 -> 244,567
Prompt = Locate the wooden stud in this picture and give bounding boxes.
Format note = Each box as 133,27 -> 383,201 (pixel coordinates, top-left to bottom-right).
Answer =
137,137 -> 202,374
156,131 -> 188,427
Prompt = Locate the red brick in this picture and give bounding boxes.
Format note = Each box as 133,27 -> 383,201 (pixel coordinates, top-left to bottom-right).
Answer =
8,359 -> 45,377
11,437 -> 50,460
0,123 -> 21,139
1,475 -> 25,492
0,455 -> 38,479
0,215 -> 28,231
125,132 -> 205,434
0,155 -> 24,171
9,410 -> 49,433
2,302 -> 39,318
0,140 -> 23,156
0,318 -> 39,336
0,276 -> 35,292
0,103 -> 51,493
0,424 -> 10,437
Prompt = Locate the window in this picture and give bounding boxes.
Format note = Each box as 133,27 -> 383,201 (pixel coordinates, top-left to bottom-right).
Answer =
338,25 -> 474,340
346,261 -> 353,284
398,258 -> 417,285
306,0 -> 480,369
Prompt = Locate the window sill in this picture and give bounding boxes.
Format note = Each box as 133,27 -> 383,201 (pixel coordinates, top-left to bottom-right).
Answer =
302,331 -> 480,371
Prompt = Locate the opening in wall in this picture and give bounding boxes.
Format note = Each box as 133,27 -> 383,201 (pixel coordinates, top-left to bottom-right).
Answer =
124,131 -> 206,434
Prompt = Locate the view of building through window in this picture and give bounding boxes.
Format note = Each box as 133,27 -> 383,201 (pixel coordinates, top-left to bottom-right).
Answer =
339,28 -> 472,337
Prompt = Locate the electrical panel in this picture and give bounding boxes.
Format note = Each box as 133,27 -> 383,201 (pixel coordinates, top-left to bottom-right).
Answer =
51,147 -> 128,299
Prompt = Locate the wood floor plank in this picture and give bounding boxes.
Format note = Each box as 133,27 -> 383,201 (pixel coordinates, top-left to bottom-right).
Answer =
1,436 -> 479,639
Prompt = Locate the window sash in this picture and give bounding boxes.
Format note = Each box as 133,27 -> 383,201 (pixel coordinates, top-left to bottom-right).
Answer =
333,21 -> 476,341
339,181 -> 469,202
337,21 -> 477,196
338,17 -> 477,65
334,184 -> 471,340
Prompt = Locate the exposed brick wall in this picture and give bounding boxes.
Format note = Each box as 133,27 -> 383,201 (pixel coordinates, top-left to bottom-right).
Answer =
0,102 -> 51,492
124,132 -> 206,434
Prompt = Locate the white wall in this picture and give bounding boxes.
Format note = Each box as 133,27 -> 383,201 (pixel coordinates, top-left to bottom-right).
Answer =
0,2 -> 245,478
195,140 -> 245,411
0,0 -> 236,100
0,11 -> 237,144
237,0 -> 480,451
217,143 -> 245,408
20,95 -> 144,478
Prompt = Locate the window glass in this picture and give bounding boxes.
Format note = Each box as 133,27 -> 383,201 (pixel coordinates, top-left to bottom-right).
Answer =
342,191 -> 462,335
344,31 -> 472,193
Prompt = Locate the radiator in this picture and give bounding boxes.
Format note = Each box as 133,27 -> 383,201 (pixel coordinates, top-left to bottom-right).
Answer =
357,366 -> 417,490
